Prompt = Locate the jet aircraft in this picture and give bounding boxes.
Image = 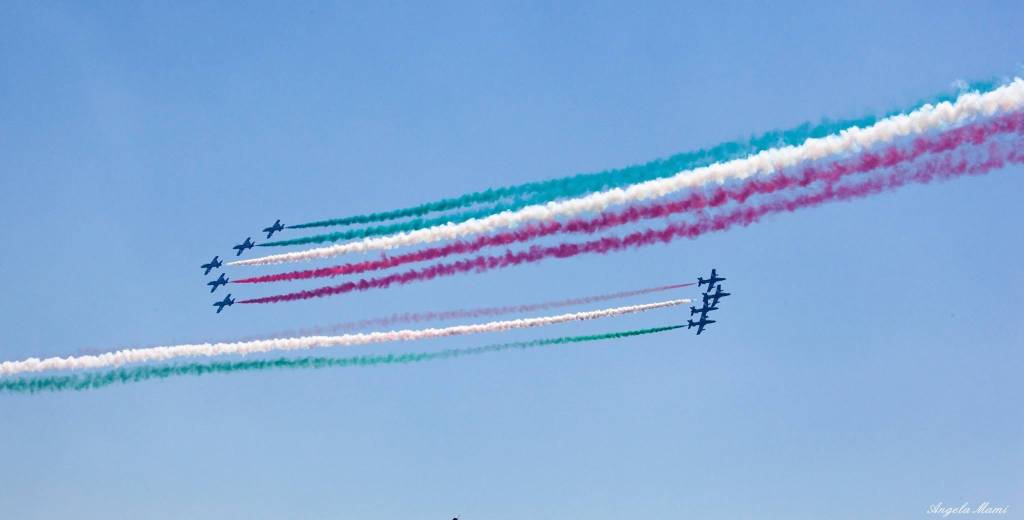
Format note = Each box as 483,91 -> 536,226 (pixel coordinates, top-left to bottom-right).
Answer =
233,237 -> 255,256
200,256 -> 222,275
213,294 -> 235,313
697,268 -> 726,291
262,219 -> 285,239
690,302 -> 719,316
687,316 -> 716,335
704,285 -> 731,307
207,273 -> 229,293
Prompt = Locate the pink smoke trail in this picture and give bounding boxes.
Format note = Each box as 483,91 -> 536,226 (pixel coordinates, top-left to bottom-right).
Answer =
240,140 -> 1021,305
59,284 -> 694,357
235,111 -> 1024,285
227,283 -> 694,340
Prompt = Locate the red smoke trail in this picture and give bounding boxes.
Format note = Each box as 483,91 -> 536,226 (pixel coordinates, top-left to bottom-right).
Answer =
240,139 -> 1022,305
235,111 -> 1024,285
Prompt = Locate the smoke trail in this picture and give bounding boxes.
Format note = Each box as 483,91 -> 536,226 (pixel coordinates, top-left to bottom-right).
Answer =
233,284 -> 694,339
236,111 -> 1024,285
140,283 -> 694,347
232,79 -> 1024,266
240,137 -> 1022,305
286,79 -> 999,230
0,325 -> 684,394
0,299 -> 688,376
267,95 -> 1009,248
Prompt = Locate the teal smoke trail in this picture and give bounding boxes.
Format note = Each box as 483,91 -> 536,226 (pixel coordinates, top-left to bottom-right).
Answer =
281,79 -> 999,237
0,325 -> 684,394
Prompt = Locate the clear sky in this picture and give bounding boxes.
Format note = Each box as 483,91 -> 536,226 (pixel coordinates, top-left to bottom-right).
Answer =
1,2 -> 1022,518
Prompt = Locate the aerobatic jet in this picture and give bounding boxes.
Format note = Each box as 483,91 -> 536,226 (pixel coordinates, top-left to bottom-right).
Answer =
201,256 -> 222,275
704,285 -> 731,307
233,237 -> 255,256
262,219 -> 285,239
207,273 -> 229,293
697,269 -> 726,291
690,302 -> 719,316
213,294 -> 235,313
687,316 -> 716,335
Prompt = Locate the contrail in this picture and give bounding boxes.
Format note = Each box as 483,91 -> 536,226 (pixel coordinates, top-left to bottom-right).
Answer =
285,79 -> 998,231
239,136 -> 1022,305
0,299 -> 689,376
235,110 -> 1024,285
231,79 -> 1024,266
0,325 -> 684,394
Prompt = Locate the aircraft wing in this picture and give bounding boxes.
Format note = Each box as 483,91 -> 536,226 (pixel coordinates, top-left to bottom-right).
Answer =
699,318 -> 716,334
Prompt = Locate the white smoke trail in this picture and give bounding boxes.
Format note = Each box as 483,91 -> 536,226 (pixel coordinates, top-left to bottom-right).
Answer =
231,79 -> 1024,266
0,299 -> 689,376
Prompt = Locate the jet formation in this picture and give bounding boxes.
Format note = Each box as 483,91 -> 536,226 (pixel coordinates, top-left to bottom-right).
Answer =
201,222 -> 730,324
688,269 -> 730,335
201,219 -> 284,313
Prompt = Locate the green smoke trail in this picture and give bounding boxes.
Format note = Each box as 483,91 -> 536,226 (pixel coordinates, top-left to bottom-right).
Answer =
283,78 -> 1000,235
0,325 -> 684,395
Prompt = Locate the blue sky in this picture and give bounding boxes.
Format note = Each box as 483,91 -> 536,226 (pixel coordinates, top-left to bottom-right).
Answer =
1,2 -> 1022,518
